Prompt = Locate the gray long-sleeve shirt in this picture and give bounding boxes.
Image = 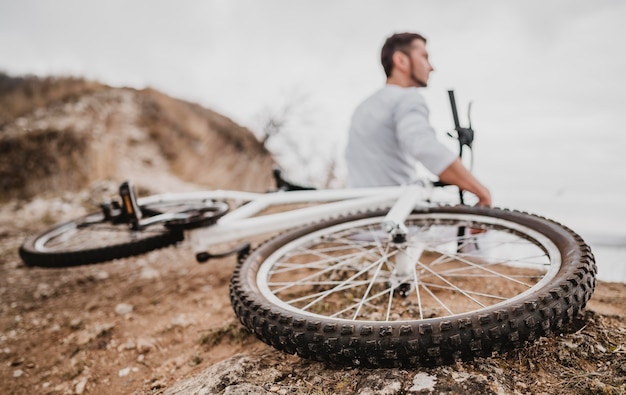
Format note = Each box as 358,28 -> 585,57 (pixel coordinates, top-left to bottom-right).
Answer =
345,85 -> 457,187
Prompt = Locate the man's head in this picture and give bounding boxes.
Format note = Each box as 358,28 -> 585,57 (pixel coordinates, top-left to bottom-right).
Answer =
381,32 -> 433,87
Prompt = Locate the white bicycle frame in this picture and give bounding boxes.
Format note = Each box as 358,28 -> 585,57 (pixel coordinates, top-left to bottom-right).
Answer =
137,184 -> 433,255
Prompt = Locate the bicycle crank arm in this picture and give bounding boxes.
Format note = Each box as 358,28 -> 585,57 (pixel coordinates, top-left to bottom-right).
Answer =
195,242 -> 251,263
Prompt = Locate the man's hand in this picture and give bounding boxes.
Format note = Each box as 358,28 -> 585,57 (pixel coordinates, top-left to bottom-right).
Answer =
438,158 -> 492,207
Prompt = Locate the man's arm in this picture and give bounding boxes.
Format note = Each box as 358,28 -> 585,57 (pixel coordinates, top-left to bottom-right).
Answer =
438,158 -> 492,207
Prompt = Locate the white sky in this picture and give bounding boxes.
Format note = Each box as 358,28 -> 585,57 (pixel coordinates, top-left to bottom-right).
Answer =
1,0 -> 625,244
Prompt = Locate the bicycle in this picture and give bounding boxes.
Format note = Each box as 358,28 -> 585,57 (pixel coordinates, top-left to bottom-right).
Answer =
18,92 -> 597,367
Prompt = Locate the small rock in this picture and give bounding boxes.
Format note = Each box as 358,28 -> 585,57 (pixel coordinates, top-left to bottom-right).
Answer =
115,303 -> 133,315
224,384 -> 270,395
118,339 -> 136,352
409,372 -> 437,392
452,371 -> 471,383
171,314 -> 194,328
118,367 -> 131,377
75,377 -> 88,394
94,271 -> 109,281
34,283 -> 53,299
140,267 -> 160,280
69,317 -> 83,330
76,322 -> 115,345
136,337 -> 156,353
13,369 -> 23,378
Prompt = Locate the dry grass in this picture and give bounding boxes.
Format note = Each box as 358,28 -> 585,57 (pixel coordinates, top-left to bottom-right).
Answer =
0,73 -> 276,199
0,127 -> 89,198
136,88 -> 275,191
0,72 -> 105,127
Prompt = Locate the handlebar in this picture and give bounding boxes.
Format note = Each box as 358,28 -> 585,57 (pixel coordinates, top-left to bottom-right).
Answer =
447,90 -> 476,206
448,90 -> 461,131
447,90 -> 474,149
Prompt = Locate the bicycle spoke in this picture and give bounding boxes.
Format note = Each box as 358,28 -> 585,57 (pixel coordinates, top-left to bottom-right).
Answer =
259,210 -> 561,322
414,257 -> 487,309
420,282 -> 509,301
270,250 -> 365,274
430,248 -> 536,289
418,281 -> 455,315
351,254 -> 386,320
298,255 -> 388,313
412,263 -> 424,320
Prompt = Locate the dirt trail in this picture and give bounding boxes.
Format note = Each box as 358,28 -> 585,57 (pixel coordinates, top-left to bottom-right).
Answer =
1,186 -> 625,395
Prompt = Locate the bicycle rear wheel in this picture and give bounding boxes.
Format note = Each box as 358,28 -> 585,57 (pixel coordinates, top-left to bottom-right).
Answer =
19,212 -> 183,268
230,205 -> 596,367
19,198 -> 225,268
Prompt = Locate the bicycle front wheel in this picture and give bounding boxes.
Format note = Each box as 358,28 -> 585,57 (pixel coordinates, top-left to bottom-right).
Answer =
230,205 -> 596,367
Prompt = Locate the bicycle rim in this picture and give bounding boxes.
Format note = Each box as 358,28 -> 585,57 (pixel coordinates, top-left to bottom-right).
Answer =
257,213 -> 562,321
20,212 -> 183,268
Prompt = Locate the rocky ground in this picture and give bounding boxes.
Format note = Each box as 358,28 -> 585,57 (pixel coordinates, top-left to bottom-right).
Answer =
1,184 -> 625,395
1,78 -> 624,394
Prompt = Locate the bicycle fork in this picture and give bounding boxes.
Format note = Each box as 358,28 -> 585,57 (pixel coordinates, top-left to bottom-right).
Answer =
383,184 -> 425,297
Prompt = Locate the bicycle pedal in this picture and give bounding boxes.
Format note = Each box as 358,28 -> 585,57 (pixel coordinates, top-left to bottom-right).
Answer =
119,181 -> 142,229
196,242 -> 251,263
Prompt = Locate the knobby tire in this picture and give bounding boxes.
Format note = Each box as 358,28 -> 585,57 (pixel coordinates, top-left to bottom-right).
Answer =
229,205 -> 596,367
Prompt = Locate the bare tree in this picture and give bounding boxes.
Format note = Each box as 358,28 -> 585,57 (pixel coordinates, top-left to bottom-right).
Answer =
253,88 -> 340,187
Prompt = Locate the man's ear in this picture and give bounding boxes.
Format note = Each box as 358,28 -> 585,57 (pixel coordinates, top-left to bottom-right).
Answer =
392,51 -> 409,72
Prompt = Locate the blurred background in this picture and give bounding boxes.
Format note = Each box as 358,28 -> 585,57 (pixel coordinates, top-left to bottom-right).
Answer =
1,0 -> 624,281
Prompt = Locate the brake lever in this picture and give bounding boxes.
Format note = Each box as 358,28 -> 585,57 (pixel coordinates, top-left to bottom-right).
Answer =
457,126 -> 474,148
446,127 -> 473,148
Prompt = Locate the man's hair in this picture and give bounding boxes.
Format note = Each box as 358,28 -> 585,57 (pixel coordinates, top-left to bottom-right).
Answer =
380,32 -> 427,77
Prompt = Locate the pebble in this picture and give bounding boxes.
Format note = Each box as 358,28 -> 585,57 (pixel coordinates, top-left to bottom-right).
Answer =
136,337 -> 156,353
115,303 -> 133,315
118,339 -> 136,351
75,377 -> 88,394
171,314 -> 194,328
34,283 -> 53,299
140,267 -> 160,280
94,271 -> 109,281
409,372 -> 437,392
13,369 -> 23,378
70,317 -> 83,329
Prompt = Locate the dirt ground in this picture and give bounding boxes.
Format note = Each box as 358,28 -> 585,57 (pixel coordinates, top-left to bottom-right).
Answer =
1,188 -> 625,395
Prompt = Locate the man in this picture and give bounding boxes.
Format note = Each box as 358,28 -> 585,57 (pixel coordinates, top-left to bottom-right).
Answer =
345,32 -> 492,207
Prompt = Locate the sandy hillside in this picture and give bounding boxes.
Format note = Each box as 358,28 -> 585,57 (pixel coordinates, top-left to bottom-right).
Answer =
0,76 -> 624,394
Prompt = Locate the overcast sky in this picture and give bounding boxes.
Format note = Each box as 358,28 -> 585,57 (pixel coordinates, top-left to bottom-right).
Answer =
1,0 -> 625,242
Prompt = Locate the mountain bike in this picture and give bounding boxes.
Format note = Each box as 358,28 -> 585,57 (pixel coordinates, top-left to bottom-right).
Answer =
18,92 -> 597,367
